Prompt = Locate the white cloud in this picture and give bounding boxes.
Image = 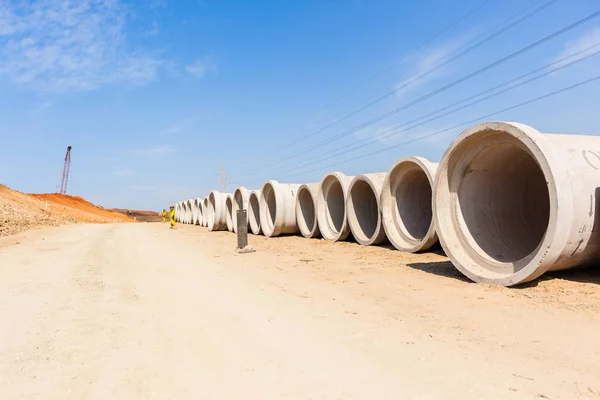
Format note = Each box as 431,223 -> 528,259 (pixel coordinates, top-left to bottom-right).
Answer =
395,33 -> 474,96
114,167 -> 133,176
555,27 -> 600,64
0,0 -> 163,92
160,116 -> 198,135
132,145 -> 176,157
185,57 -> 216,79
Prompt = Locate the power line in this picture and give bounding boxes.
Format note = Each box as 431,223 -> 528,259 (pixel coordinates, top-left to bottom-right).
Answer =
233,45 -> 600,181
233,74 -> 600,186
311,0 -> 496,117
233,8 -> 600,179
235,0 -> 558,171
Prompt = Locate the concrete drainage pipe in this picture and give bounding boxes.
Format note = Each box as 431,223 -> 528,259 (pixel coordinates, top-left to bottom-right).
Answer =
180,201 -> 188,224
248,190 -> 262,235
225,194 -> 234,232
296,183 -> 321,238
381,157 -> 438,252
188,199 -> 195,224
435,121 -> 600,286
202,197 -> 209,227
347,173 -> 388,246
233,187 -> 250,233
260,181 -> 300,237
193,198 -> 203,225
208,191 -> 229,231
317,172 -> 355,241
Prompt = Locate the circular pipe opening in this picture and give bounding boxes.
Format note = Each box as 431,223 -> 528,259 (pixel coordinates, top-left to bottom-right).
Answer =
262,183 -> 277,234
396,168 -> 432,241
225,196 -> 234,231
248,192 -> 261,234
457,140 -> 550,264
434,124 -> 559,285
296,187 -> 316,237
208,193 -> 217,228
347,180 -> 379,243
323,177 -> 345,235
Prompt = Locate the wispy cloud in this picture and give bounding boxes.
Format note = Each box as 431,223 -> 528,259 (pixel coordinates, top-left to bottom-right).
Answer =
0,0 -> 163,92
185,57 -> 217,79
114,167 -> 134,176
395,34 -> 474,96
554,27 -> 600,71
160,117 -> 197,135
143,21 -> 160,37
132,145 -> 176,157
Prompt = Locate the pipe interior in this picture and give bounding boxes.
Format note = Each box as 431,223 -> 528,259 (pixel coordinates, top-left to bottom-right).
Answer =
395,167 -> 432,241
457,140 -> 550,264
324,178 -> 345,234
226,197 -> 233,226
264,184 -> 276,232
349,180 -> 378,241
208,195 -> 216,227
234,192 -> 243,213
249,194 -> 260,228
297,188 -> 316,234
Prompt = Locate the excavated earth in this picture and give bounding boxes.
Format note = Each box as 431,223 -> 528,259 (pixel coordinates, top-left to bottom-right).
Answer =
0,184 -> 133,237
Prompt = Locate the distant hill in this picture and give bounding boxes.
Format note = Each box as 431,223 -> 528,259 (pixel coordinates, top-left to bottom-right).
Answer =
108,209 -> 162,222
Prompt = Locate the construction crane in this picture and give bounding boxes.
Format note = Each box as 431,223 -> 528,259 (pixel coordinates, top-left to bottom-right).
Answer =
59,146 -> 72,195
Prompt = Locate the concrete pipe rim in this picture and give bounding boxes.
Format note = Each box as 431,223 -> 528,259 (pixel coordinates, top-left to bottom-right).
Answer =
381,157 -> 438,252
187,199 -> 194,224
225,194 -> 234,232
194,198 -> 202,225
317,172 -> 352,241
207,191 -> 220,231
296,184 -> 319,238
202,197 -> 209,227
434,121 -> 570,286
248,190 -> 262,235
260,181 -> 284,237
346,175 -> 384,246
233,187 -> 250,233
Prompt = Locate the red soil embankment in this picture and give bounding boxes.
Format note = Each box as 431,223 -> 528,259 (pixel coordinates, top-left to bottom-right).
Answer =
0,184 -> 134,237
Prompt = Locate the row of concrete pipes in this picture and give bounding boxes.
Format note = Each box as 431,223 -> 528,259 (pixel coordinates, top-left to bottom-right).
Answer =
173,122 -> 600,286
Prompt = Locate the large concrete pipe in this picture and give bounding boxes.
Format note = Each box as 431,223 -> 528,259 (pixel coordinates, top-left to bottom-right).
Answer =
202,197 -> 209,227
434,121 -> 600,286
381,157 -> 438,253
248,190 -> 262,235
317,172 -> 355,241
187,199 -> 194,224
347,173 -> 388,246
260,180 -> 300,237
207,191 -> 229,231
193,198 -> 203,225
225,194 -> 234,232
175,203 -> 180,222
233,187 -> 250,233
296,183 -> 321,238
180,201 -> 188,223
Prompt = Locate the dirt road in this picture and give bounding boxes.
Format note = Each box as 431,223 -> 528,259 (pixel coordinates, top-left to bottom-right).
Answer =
1,224 -> 599,399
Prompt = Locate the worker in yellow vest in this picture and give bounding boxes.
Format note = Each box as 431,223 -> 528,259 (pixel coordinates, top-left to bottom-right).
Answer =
169,206 -> 176,229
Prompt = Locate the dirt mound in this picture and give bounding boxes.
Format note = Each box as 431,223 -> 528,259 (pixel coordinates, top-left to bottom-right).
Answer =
0,185 -> 134,237
30,194 -> 131,222
108,208 -> 162,222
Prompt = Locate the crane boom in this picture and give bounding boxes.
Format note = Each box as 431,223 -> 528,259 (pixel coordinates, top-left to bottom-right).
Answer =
59,146 -> 72,195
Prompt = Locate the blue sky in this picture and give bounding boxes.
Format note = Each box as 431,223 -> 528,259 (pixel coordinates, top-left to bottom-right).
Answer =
1,0 -> 599,210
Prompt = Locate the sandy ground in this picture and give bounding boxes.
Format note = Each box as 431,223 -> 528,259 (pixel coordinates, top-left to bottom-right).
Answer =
1,223 -> 599,399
